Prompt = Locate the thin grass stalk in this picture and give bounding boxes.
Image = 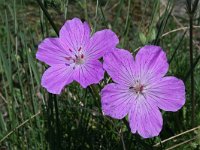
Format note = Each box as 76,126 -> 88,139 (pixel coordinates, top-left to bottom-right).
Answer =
0,111 -> 41,143
184,55 -> 200,82
189,11 -> 195,127
53,95 -> 61,149
169,31 -> 187,64
64,0 -> 69,20
36,0 -> 59,35
153,0 -> 173,45
121,0 -> 131,47
166,135 -> 199,150
186,0 -> 199,127
47,94 -> 55,150
84,0 -> 88,21
113,0 -> 124,28
154,124 -> 200,147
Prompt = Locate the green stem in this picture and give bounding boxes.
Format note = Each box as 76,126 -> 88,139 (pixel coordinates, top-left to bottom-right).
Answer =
189,13 -> 195,126
36,0 -> 59,36
169,31 -> 187,64
53,95 -> 61,149
47,94 -> 55,150
184,55 -> 200,82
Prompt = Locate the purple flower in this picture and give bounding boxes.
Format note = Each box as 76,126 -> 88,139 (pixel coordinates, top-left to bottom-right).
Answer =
36,18 -> 119,94
101,45 -> 185,138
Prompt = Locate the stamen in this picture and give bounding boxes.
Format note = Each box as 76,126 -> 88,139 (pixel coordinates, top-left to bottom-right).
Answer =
139,85 -> 144,92
81,54 -> 84,59
78,47 -> 81,51
65,57 -> 72,60
65,63 -> 70,66
69,48 -> 72,52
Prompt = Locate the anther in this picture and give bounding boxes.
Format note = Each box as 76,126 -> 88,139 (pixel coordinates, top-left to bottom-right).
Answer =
78,47 -> 81,51
65,63 -> 70,66
65,57 -> 72,60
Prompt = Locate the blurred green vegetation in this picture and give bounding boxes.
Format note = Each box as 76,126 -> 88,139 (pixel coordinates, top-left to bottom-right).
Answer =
0,0 -> 200,149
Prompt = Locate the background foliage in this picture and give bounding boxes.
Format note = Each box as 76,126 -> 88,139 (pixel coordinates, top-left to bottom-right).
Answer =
0,0 -> 200,149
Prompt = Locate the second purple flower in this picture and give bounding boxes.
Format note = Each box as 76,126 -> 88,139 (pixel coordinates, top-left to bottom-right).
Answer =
101,46 -> 186,138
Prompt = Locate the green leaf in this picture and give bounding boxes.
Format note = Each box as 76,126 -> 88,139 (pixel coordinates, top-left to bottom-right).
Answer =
139,32 -> 146,45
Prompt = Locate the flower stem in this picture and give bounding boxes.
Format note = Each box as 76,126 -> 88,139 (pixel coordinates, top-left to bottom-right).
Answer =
53,95 -> 61,149
184,55 -> 200,82
47,94 -> 55,149
186,0 -> 199,127
36,0 -> 59,36
189,12 -> 195,127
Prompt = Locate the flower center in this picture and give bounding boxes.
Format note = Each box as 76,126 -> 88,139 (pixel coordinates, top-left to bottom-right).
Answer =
134,84 -> 144,93
75,54 -> 84,65
129,82 -> 144,94
64,47 -> 85,68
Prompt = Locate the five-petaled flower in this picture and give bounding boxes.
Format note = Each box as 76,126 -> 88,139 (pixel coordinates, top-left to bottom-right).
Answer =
101,46 -> 185,138
36,18 -> 119,94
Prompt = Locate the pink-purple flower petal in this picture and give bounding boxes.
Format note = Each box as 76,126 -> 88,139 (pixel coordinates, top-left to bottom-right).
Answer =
36,38 -> 70,66
73,60 -> 104,88
85,29 -> 119,59
129,98 -> 163,138
147,77 -> 185,111
101,83 -> 135,119
135,45 -> 169,83
41,65 -> 74,94
103,49 -> 135,86
59,18 -> 90,51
